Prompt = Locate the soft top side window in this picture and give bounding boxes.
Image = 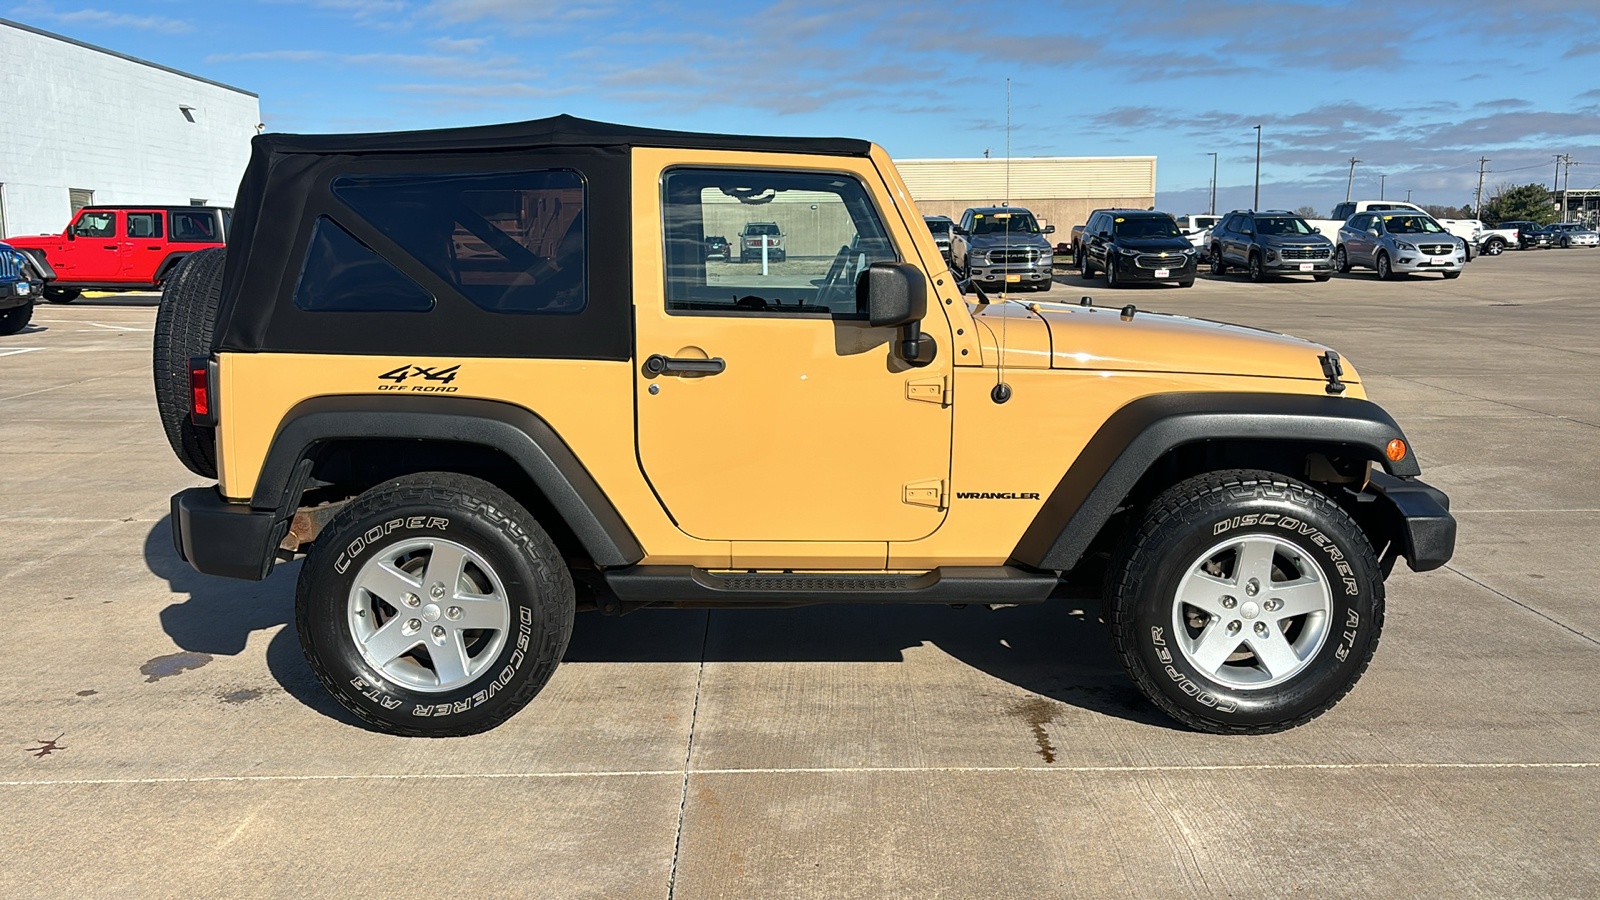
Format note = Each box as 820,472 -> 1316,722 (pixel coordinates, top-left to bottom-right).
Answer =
333,169 -> 587,316
661,168 -> 897,317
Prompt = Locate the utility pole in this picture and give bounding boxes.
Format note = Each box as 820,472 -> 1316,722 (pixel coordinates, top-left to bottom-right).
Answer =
1475,157 -> 1490,217
1345,157 -> 1362,203
1406,189 -> 1412,202
1207,151 -> 1218,216
1380,174 -> 1386,200
1253,125 -> 1262,210
1554,154 -> 1565,192
1562,157 -> 1580,222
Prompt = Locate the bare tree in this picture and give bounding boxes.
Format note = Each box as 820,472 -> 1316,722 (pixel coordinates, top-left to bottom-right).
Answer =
1293,205 -> 1319,218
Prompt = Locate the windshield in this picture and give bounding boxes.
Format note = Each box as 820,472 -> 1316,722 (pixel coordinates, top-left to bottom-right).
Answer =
971,212 -> 1040,235
1255,217 -> 1315,236
1382,215 -> 1445,235
1113,216 -> 1182,239
744,223 -> 780,235
925,219 -> 951,234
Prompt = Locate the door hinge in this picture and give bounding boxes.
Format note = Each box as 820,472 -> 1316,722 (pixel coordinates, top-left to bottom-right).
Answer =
903,478 -> 948,510
906,375 -> 949,406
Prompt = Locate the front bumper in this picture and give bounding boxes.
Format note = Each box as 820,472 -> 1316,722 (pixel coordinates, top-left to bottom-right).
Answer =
1262,254 -> 1334,275
1364,471 -> 1456,573
1109,255 -> 1197,282
171,487 -> 282,581
970,263 -> 1053,285
1,280 -> 35,310
1392,250 -> 1465,273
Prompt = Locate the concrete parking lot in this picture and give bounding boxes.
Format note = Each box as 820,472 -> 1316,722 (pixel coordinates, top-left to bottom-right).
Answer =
4,250 -> 1599,898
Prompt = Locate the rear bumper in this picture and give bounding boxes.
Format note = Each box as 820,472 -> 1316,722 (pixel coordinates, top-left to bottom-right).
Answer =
1365,471 -> 1456,573
171,487 -> 280,581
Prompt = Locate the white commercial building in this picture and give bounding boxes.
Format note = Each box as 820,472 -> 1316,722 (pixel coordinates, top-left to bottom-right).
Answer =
0,18 -> 260,239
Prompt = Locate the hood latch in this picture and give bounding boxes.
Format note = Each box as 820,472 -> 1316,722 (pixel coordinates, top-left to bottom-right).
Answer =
1319,351 -> 1347,395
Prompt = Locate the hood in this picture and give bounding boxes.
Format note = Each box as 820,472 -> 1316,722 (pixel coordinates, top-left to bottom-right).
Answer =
969,299 -> 1352,383
1258,233 -> 1333,248
2,234 -> 54,249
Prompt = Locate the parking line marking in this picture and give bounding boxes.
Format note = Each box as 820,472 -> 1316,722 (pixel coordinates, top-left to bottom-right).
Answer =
0,347 -> 43,357
3,761 -> 1598,788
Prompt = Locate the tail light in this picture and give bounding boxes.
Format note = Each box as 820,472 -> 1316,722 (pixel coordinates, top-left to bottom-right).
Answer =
189,356 -> 217,426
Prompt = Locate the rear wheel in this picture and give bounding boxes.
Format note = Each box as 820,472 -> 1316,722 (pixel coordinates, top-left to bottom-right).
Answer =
43,287 -> 79,304
0,303 -> 32,335
1106,469 -> 1384,733
1483,238 -> 1505,256
152,247 -> 226,478
1079,250 -> 1095,279
297,473 -> 575,737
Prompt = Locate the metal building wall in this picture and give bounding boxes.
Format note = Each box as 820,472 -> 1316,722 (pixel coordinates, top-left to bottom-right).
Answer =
0,18 -> 260,238
895,156 -> 1158,234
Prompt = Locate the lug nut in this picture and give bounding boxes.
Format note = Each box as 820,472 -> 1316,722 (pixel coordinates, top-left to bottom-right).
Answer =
402,592 -> 420,607
431,625 -> 446,639
446,606 -> 463,620
1264,598 -> 1283,613
1226,620 -> 1242,635
430,583 -> 446,600
1254,621 -> 1269,636
403,618 -> 421,634
1221,596 -> 1238,609
1245,579 -> 1261,597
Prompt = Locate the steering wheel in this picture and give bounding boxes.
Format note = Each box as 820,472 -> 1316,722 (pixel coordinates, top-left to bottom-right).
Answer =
814,243 -> 857,310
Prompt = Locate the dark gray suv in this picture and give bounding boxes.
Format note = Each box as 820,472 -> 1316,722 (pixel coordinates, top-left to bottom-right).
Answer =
1210,210 -> 1334,282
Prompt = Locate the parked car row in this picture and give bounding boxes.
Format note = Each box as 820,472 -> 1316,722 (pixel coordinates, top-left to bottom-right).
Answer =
5,204 -> 230,303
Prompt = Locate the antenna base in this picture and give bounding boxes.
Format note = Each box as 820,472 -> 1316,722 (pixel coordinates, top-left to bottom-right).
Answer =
990,383 -> 1012,404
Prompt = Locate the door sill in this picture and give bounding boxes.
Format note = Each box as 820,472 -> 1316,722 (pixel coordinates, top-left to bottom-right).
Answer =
597,565 -> 1057,608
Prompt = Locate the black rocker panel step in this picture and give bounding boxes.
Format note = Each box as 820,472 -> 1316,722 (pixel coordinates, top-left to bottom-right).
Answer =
601,565 -> 1058,606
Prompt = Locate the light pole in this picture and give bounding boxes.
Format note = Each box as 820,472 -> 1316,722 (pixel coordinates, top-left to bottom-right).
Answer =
1380,174 -> 1386,200
1345,157 -> 1362,203
1207,152 -> 1218,215
1253,125 -> 1262,210
1406,189 -> 1412,202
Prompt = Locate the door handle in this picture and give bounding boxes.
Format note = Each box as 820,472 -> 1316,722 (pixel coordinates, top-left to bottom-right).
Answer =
104,245 -> 118,250
644,354 -> 726,376
147,245 -> 162,250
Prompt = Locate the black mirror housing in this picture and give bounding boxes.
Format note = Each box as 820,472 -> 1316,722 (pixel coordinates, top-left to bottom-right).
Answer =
858,262 -> 927,328
1044,224 -> 1056,235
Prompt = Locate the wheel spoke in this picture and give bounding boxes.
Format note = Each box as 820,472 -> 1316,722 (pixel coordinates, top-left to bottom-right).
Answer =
363,617 -> 422,667
1247,628 -> 1303,679
357,560 -> 422,606
1176,571 -> 1237,617
1188,623 -> 1244,676
423,543 -> 468,595
1235,539 -> 1278,586
1271,577 -> 1328,619
451,594 -> 506,631
431,631 -> 471,686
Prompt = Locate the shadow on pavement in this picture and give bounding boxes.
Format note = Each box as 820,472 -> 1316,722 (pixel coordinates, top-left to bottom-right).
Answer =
148,517 -> 1170,730
145,516 -> 364,728
54,293 -> 161,308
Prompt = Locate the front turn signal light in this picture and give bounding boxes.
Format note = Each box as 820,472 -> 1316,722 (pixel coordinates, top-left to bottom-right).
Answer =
1386,439 -> 1407,461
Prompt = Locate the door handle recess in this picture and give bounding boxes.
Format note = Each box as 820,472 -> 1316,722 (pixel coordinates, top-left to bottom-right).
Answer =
103,245 -> 119,250
644,354 -> 725,376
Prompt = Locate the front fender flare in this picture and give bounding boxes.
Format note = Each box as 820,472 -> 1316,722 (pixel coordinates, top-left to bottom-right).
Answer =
1009,392 -> 1420,572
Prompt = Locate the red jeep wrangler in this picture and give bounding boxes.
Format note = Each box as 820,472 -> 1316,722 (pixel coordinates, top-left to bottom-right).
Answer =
7,205 -> 230,303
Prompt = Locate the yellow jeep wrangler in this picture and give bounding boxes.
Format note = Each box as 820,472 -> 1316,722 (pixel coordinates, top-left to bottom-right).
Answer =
156,116 -> 1455,737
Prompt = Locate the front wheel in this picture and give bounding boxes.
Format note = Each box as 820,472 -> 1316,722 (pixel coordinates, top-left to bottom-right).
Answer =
43,286 -> 80,304
1080,251 -> 1095,279
1334,247 -> 1350,274
1210,247 -> 1227,275
1313,274 -> 1331,282
1106,470 -> 1384,733
0,303 -> 33,335
1106,257 -> 1121,288
1248,253 -> 1265,283
1375,251 -> 1393,281
296,472 -> 575,736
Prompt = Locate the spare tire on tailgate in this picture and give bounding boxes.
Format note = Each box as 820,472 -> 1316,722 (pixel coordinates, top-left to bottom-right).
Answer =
152,248 -> 225,478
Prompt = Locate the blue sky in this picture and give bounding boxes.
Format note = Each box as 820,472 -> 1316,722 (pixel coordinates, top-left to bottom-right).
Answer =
10,0 -> 1598,215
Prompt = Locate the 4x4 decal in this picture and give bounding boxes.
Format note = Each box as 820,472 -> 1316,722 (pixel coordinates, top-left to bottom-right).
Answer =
377,364 -> 461,392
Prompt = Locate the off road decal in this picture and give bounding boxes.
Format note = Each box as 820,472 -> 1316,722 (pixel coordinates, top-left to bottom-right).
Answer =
955,492 -> 1042,500
410,607 -> 535,717
377,364 -> 461,393
333,516 -> 450,574
1212,513 -> 1360,596
1149,626 -> 1237,713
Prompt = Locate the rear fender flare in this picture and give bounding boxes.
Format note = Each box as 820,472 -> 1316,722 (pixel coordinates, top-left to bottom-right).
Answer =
253,395 -> 644,567
1009,392 -> 1420,572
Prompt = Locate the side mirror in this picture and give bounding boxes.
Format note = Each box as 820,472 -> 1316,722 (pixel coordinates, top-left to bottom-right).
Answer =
1313,227 -> 1323,234
66,229 -> 75,241
1367,228 -> 1380,236
857,262 -> 935,367
1043,225 -> 1056,235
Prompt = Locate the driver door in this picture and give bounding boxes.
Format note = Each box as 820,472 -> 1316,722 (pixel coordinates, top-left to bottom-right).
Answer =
631,152 -> 954,545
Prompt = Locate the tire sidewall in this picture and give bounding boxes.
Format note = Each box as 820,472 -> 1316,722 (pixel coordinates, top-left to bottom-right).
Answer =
1123,484 -> 1381,728
300,499 -> 560,733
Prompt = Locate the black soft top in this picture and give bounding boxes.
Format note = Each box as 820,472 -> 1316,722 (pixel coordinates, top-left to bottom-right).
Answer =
251,113 -> 873,158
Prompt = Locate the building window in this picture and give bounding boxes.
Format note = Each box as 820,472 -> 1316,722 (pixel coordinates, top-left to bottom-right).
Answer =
69,189 -> 94,214
190,198 -> 207,207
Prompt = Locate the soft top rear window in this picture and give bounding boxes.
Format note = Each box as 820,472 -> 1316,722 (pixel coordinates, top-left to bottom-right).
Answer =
332,169 -> 586,315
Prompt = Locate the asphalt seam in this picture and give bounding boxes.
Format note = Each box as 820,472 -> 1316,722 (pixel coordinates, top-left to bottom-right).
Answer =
1445,564 -> 1599,647
5,762 -> 1599,788
666,611 -> 712,900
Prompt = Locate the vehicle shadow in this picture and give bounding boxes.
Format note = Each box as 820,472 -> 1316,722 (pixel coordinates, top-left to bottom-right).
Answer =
145,516 -> 365,728
56,293 -> 161,308
148,517 -> 1172,731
